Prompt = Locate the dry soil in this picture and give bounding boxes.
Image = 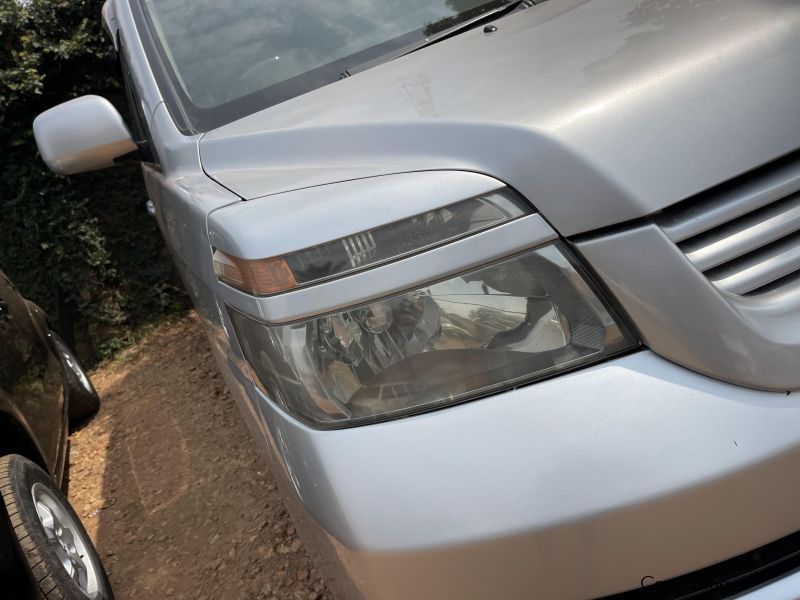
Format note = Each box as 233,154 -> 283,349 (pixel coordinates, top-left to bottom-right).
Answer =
67,312 -> 330,600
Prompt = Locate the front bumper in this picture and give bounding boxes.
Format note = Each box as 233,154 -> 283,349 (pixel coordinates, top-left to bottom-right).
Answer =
250,350 -> 800,599
737,569 -> 800,599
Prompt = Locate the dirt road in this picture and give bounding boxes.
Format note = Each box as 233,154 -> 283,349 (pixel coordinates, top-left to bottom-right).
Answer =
67,313 -> 330,600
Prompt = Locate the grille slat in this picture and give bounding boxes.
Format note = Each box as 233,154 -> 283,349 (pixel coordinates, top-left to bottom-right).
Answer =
706,233 -> 800,295
661,157 -> 800,243
682,193 -> 800,272
660,152 -> 800,296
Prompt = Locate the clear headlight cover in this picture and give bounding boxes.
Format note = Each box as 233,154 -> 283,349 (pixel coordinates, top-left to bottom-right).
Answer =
229,243 -> 636,428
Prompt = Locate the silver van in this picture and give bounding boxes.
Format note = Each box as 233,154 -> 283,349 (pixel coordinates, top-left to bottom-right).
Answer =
33,1 -> 800,598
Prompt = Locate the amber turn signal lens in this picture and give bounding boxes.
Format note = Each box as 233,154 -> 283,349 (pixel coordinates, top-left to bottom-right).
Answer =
212,250 -> 297,295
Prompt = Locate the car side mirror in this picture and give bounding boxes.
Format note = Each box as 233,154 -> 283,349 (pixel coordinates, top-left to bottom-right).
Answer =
33,95 -> 138,175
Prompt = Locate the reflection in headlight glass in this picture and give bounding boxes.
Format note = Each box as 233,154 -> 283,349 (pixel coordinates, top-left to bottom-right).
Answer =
229,242 -> 636,428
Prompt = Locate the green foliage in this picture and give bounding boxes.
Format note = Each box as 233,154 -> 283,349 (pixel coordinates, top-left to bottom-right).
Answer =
0,0 -> 187,364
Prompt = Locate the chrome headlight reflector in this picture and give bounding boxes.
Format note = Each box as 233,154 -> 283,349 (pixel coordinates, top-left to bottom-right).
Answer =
229,242 -> 636,428
213,188 -> 529,296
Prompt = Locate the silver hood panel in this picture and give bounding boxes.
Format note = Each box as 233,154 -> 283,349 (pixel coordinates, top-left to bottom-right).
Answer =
199,0 -> 800,236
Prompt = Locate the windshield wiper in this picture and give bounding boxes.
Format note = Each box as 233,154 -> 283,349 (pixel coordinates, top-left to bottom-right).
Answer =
344,0 -> 536,78
405,0 -> 533,56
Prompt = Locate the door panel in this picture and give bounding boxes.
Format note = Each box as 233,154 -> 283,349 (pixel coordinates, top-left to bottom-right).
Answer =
0,274 -> 64,471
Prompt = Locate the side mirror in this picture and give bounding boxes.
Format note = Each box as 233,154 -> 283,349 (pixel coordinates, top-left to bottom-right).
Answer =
33,95 -> 138,175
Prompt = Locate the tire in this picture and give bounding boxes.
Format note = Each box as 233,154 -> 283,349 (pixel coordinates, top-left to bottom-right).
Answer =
50,333 -> 101,422
0,454 -> 114,600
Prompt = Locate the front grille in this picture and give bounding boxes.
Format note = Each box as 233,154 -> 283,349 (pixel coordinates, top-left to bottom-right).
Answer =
658,152 -> 800,296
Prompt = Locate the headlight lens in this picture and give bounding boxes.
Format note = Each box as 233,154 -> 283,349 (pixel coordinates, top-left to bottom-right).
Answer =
229,242 -> 637,428
213,188 -> 529,296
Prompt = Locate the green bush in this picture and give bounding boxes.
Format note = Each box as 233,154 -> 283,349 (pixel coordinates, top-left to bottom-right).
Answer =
0,0 -> 187,364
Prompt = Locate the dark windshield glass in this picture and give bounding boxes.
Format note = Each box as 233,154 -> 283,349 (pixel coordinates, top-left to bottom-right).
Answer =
139,0 -> 512,130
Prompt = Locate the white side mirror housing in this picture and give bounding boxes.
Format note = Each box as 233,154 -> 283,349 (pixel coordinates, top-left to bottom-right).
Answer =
33,95 -> 138,175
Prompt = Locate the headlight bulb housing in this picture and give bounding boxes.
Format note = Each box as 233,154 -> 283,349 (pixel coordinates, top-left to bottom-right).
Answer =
229,242 -> 637,428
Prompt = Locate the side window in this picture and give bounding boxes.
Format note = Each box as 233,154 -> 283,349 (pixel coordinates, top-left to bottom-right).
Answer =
119,45 -> 158,164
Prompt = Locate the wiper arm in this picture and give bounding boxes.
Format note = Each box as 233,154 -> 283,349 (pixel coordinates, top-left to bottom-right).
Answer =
343,1 -> 535,78
400,0 -> 533,58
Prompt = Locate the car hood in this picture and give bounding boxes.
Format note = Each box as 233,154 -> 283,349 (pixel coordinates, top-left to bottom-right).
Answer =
199,0 -> 800,236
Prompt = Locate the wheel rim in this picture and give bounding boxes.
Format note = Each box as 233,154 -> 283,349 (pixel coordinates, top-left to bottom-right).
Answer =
64,352 -> 93,394
66,353 -> 94,395
31,483 -> 104,599
54,337 -> 95,396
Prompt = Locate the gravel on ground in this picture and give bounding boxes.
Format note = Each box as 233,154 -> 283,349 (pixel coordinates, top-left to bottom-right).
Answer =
67,312 -> 331,600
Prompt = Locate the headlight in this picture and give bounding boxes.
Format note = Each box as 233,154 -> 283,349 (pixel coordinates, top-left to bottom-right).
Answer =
213,188 -> 528,295
229,242 -> 636,428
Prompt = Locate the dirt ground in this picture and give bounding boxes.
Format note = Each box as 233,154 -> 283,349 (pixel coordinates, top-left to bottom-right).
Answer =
67,312 -> 330,600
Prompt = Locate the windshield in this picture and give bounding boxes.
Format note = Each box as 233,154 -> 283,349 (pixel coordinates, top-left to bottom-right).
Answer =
138,0 -> 513,130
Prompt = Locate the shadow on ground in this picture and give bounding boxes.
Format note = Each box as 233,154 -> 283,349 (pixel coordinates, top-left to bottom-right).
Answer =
67,312 -> 329,600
